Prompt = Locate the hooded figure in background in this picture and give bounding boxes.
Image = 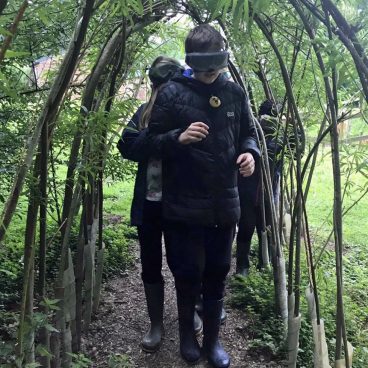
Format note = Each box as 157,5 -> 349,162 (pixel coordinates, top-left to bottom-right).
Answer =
236,99 -> 283,276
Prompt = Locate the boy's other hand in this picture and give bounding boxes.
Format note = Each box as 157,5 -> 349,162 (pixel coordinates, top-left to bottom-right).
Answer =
237,153 -> 255,177
178,122 -> 209,144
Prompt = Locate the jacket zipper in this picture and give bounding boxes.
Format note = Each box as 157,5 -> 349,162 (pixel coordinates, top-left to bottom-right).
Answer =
208,94 -> 222,227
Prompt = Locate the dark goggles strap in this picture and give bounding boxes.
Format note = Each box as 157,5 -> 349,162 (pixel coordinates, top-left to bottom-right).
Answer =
185,51 -> 229,72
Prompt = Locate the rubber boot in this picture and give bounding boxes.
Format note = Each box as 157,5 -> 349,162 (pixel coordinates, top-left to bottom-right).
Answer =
220,307 -> 227,324
195,294 -> 203,316
177,292 -> 201,364
194,310 -> 203,336
142,283 -> 164,353
236,241 -> 250,277
202,299 -> 230,368
196,294 -> 226,324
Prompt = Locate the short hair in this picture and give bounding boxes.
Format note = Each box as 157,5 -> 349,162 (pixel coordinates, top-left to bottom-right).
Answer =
185,24 -> 225,53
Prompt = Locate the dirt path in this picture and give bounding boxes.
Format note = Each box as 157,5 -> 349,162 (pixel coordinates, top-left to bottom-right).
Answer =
85,243 -> 283,368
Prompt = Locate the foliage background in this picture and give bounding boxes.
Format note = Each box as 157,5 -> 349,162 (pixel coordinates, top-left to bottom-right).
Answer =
1,0 -> 368,367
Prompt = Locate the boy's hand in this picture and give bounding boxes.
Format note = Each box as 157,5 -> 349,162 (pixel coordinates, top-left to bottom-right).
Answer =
178,122 -> 209,144
237,153 -> 255,177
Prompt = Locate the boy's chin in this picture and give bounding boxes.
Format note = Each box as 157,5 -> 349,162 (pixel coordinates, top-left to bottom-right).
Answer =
195,71 -> 220,84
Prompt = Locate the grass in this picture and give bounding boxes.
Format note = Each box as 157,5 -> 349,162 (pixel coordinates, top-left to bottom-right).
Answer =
305,147 -> 368,366
0,167 -> 137,305
103,178 -> 135,220
230,146 -> 368,367
306,146 -> 368,247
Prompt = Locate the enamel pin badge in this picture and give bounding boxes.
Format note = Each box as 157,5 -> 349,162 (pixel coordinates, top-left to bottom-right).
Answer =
209,96 -> 221,108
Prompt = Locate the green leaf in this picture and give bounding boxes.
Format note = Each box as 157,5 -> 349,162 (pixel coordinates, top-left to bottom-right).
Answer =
40,298 -> 61,310
15,358 -> 23,368
0,71 -> 18,98
244,0 -> 249,26
211,0 -> 227,20
0,268 -> 16,277
0,27 -> 12,36
221,0 -> 232,21
232,0 -> 243,33
252,0 -> 271,14
45,324 -> 59,333
37,8 -> 51,26
36,344 -> 53,358
129,0 -> 144,15
4,50 -> 30,59
41,297 -> 61,305
231,0 -> 238,17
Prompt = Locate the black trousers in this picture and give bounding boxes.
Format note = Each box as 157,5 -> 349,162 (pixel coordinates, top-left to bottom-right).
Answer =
236,197 -> 263,268
165,222 -> 235,301
137,200 -> 166,284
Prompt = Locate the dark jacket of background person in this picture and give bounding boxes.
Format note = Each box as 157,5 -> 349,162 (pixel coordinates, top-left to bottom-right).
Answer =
260,114 -> 284,192
117,104 -> 148,226
238,114 -> 284,207
148,74 -> 260,227
117,104 -> 181,226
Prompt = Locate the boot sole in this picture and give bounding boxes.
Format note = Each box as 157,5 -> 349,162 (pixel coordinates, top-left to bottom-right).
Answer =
180,354 -> 201,365
142,327 -> 165,353
206,356 -> 230,368
142,335 -> 164,353
142,342 -> 161,353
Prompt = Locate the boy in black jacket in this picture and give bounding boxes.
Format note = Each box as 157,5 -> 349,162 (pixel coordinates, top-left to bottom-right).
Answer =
148,24 -> 260,368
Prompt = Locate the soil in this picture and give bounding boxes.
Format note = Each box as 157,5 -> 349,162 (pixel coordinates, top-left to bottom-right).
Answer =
84,243 -> 284,368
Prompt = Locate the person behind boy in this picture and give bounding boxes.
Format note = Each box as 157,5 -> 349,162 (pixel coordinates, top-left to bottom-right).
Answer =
117,56 -> 202,353
236,100 -> 283,276
148,24 -> 260,368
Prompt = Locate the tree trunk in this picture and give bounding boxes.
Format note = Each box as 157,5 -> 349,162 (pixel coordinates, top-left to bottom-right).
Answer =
16,179 -> 39,362
288,3 -> 349,365
0,0 -> 95,243
38,109 -> 50,368
60,28 -> 124,238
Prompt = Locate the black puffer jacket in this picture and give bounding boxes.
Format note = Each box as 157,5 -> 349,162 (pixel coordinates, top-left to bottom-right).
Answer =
148,74 -> 260,226
117,104 -> 181,226
117,104 -> 148,226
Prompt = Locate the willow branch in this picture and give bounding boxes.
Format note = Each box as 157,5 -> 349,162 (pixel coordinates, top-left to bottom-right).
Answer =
0,0 -> 28,64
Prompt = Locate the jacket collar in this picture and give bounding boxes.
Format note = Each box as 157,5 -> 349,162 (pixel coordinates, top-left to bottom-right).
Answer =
172,73 -> 227,95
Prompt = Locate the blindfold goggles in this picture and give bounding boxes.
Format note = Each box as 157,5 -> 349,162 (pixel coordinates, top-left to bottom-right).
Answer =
185,51 -> 229,72
148,62 -> 184,86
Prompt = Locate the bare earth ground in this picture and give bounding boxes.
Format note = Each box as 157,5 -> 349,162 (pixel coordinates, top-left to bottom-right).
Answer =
85,243 -> 283,368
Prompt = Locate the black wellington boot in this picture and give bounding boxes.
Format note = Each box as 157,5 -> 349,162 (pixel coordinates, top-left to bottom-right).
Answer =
235,241 -> 250,277
195,294 -> 203,316
220,307 -> 227,324
177,292 -> 201,364
202,299 -> 230,368
142,283 -> 164,353
194,310 -> 203,336
196,294 -> 226,324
